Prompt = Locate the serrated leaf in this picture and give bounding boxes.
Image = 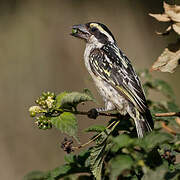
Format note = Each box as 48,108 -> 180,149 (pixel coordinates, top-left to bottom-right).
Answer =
23,171 -> 45,180
109,155 -> 133,179
90,144 -> 106,180
51,112 -> 77,139
90,121 -> 119,180
55,92 -> 68,108
137,132 -> 173,151
84,125 -> 106,133
111,134 -> 134,152
60,92 -> 93,108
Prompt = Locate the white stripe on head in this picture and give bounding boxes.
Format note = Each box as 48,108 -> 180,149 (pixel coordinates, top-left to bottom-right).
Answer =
90,23 -> 115,43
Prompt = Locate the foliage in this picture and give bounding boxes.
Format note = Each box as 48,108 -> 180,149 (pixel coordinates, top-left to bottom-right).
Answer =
149,2 -> 180,73
26,69 -> 180,180
25,3 -> 180,178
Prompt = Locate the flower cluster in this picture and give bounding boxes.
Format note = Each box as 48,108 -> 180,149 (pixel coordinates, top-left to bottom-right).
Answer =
35,115 -> 52,130
29,92 -> 56,130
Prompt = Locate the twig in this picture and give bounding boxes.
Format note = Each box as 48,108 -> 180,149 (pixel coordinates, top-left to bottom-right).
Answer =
155,112 -> 180,117
73,110 -> 122,118
161,122 -> 177,135
60,109 -> 180,152
54,108 -> 123,118
56,108 -> 180,118
72,120 -> 120,150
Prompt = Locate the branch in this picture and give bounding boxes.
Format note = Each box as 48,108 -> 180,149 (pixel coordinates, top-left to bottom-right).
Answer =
155,112 -> 180,117
60,109 -> 180,153
72,120 -> 120,150
161,122 -> 177,135
53,108 -> 123,118
60,109 -> 180,118
74,110 -> 123,118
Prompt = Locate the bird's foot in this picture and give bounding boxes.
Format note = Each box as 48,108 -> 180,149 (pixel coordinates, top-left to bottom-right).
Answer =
87,108 -> 99,119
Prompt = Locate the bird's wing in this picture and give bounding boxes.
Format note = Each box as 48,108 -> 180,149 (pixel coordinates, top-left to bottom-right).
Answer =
89,44 -> 148,114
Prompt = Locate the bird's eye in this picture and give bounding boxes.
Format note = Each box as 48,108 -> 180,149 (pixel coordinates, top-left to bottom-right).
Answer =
91,27 -> 98,32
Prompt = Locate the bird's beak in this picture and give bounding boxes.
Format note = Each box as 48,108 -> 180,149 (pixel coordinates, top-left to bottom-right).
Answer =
71,24 -> 90,40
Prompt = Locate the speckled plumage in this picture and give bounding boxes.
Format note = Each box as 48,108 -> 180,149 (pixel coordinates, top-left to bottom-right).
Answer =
72,22 -> 154,137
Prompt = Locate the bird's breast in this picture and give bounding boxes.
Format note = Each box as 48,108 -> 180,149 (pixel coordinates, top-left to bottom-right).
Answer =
84,44 -> 97,77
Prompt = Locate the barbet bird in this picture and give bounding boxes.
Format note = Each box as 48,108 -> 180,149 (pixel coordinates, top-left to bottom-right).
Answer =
71,22 -> 154,137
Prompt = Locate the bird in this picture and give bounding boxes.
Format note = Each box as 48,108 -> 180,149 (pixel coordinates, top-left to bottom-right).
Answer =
71,22 -> 154,138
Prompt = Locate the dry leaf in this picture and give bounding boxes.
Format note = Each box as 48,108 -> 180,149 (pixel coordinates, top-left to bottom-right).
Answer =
164,2 -> 180,23
151,48 -> 180,73
172,23 -> 180,35
149,13 -> 170,22
150,2 -> 180,35
156,25 -> 172,35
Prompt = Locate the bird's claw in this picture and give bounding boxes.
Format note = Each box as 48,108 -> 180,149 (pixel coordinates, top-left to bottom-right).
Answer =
88,108 -> 99,119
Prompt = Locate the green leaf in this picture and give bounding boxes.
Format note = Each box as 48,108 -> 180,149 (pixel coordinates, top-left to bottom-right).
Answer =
142,164 -> 167,180
64,154 -> 75,164
55,92 -> 68,108
51,112 -> 77,139
137,132 -> 173,151
44,150 -> 91,179
83,88 -> 96,102
90,143 -> 107,180
49,164 -> 71,179
111,134 -> 135,152
167,101 -> 179,112
90,121 -> 120,180
60,92 -> 93,108
23,171 -> 45,180
109,155 -> 133,179
153,79 -> 174,99
84,125 -> 106,133
76,149 -> 91,168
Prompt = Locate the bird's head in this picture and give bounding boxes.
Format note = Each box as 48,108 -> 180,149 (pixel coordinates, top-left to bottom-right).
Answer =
71,22 -> 116,45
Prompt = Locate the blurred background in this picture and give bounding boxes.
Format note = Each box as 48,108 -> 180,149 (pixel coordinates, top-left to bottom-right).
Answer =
0,0 -> 179,179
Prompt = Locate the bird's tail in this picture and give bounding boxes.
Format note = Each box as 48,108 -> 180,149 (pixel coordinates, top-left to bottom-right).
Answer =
129,108 -> 154,138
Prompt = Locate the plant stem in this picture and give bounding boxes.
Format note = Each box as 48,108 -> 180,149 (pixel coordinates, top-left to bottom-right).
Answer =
155,112 -> 180,117
72,120 -> 120,150
59,108 -> 180,118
